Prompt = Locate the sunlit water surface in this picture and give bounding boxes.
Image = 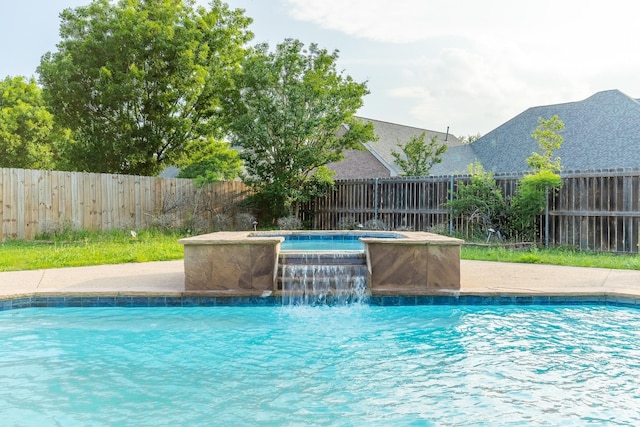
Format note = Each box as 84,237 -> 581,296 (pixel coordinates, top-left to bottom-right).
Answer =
1,305 -> 640,426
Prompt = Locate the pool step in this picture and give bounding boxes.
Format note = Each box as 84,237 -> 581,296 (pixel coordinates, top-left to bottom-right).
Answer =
279,252 -> 366,265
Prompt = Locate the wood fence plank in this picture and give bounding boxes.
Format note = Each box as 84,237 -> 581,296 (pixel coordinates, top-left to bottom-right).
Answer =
1,169 -> 13,240
48,171 -> 57,233
16,169 -> 25,239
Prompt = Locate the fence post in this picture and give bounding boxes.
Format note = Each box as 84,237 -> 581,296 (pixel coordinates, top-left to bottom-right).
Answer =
449,175 -> 454,235
374,178 -> 379,220
545,186 -> 549,248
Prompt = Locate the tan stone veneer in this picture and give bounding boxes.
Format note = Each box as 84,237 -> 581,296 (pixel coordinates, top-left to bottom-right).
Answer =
179,231 -> 463,295
179,232 -> 282,292
362,232 -> 463,295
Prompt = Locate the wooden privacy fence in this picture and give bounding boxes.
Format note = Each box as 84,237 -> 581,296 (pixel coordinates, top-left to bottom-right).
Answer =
302,169 -> 640,254
548,169 -> 640,253
0,168 -> 251,241
301,175 -> 521,232
5,167 -> 640,252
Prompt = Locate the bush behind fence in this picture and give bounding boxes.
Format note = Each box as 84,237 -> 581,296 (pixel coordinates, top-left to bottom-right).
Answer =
0,168 -> 251,241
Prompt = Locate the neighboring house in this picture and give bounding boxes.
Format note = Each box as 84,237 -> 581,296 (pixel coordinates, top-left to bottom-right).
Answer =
160,165 -> 180,178
345,89 -> 640,178
328,118 -> 463,179
444,89 -> 640,175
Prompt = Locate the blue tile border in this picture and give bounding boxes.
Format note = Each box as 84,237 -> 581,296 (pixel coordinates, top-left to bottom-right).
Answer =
0,294 -> 639,311
370,294 -> 639,307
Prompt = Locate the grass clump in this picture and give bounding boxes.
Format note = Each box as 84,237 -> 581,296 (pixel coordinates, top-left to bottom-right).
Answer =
0,229 -> 186,272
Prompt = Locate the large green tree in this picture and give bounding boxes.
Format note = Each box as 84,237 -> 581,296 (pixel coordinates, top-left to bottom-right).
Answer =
227,39 -> 375,219
0,76 -> 69,169
38,0 -> 252,175
391,132 -> 447,176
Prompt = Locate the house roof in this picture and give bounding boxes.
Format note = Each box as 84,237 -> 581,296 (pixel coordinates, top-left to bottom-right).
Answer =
464,89 -> 640,174
359,117 -> 462,177
329,117 -> 462,179
429,144 -> 477,176
326,147 -> 392,180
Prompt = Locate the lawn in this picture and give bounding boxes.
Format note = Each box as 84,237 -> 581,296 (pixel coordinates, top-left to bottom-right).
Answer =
0,229 -> 186,272
2,229 -> 640,272
461,245 -> 640,270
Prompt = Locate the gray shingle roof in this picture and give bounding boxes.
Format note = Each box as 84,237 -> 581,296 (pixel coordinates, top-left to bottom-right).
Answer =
334,90 -> 640,179
465,89 -> 640,174
357,117 -> 462,176
326,147 -> 391,179
429,144 -> 477,176
328,117 -> 462,179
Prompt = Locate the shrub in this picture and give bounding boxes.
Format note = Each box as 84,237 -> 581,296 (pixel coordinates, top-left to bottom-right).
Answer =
277,216 -> 302,230
509,170 -> 562,240
446,162 -> 509,240
213,213 -> 231,231
363,219 -> 387,230
336,215 -> 360,230
235,213 -> 257,231
427,222 -> 450,235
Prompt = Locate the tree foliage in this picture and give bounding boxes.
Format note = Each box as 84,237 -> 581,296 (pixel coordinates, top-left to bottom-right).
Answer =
0,76 -> 70,169
177,137 -> 242,186
509,170 -> 562,238
38,0 -> 252,175
510,115 -> 564,239
527,115 -> 564,173
458,133 -> 482,144
227,39 -> 375,219
391,132 -> 447,176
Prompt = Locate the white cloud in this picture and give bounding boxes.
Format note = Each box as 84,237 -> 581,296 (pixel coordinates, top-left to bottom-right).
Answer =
283,0 -> 640,48
381,40 -> 594,134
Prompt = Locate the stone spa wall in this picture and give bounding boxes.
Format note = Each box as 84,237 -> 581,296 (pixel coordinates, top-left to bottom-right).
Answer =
179,231 -> 463,296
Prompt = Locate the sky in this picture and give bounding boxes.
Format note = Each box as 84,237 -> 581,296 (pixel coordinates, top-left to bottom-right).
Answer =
2,0 -> 640,137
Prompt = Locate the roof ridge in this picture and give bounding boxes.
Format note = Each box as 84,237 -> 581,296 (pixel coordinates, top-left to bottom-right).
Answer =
523,89 -> 634,112
355,116 -> 450,136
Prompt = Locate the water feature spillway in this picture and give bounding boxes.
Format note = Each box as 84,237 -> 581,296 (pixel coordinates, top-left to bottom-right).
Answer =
278,251 -> 369,306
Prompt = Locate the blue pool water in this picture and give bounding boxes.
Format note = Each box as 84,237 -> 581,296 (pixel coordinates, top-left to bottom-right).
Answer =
1,305 -> 640,425
280,235 -> 367,251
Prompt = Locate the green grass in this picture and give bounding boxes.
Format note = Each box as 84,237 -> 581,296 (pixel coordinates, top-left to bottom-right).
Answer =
0,229 -> 186,272
462,245 -> 640,270
3,229 -> 640,272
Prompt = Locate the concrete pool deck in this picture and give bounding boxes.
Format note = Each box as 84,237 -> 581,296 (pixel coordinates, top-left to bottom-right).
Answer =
2,259 -> 640,300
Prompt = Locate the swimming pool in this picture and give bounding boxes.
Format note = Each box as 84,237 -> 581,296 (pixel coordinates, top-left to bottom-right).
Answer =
1,304 -> 639,425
